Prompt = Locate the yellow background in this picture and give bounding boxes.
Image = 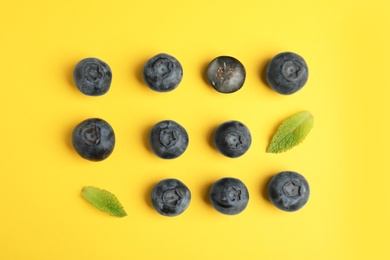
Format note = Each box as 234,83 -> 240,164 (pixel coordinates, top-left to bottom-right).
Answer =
1,0 -> 389,259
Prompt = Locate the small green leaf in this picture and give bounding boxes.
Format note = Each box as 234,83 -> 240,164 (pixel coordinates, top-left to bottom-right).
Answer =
267,111 -> 314,153
81,186 -> 127,217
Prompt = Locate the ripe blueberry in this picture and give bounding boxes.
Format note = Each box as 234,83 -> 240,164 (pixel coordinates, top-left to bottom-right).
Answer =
214,120 -> 251,158
143,53 -> 183,92
266,52 -> 308,95
72,118 -> 115,161
151,179 -> 191,217
210,177 -> 249,215
206,56 -> 246,93
149,120 -> 189,159
268,171 -> 310,212
73,58 -> 112,96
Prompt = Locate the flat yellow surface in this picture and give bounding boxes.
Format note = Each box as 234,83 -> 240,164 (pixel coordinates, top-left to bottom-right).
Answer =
1,0 -> 389,259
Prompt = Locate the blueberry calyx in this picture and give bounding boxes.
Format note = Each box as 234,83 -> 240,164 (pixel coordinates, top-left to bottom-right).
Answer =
268,171 -> 310,212
152,58 -> 173,78
282,181 -> 301,197
73,58 -> 112,96
210,177 -> 249,215
151,179 -> 191,217
72,118 -> 115,161
224,132 -> 243,150
281,60 -> 302,81
214,121 -> 251,158
84,64 -> 104,82
216,186 -> 242,209
149,120 -> 189,159
143,53 -> 183,92
81,125 -> 101,146
159,128 -> 178,148
162,189 -> 182,207
266,52 -> 308,95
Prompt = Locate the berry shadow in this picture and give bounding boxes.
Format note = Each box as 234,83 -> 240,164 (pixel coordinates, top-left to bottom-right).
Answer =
260,174 -> 274,205
201,181 -> 213,206
65,61 -> 80,95
65,123 -> 75,152
66,62 -> 74,86
142,124 -> 154,154
206,124 -> 218,150
134,59 -> 146,87
144,181 -> 156,210
259,58 -> 271,88
200,61 -> 214,92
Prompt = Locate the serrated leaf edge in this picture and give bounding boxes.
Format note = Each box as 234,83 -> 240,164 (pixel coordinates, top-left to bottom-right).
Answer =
81,186 -> 127,218
267,111 -> 314,153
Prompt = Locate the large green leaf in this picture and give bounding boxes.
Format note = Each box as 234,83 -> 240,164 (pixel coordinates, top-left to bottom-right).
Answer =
267,111 -> 314,153
82,186 -> 127,217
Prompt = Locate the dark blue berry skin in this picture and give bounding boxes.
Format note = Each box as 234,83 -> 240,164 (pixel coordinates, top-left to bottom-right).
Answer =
149,120 -> 189,159
143,53 -> 183,92
72,118 -> 115,161
268,171 -> 310,212
210,177 -> 249,215
206,56 -> 246,93
266,52 -> 308,95
73,58 -> 112,96
151,179 -> 191,217
214,121 -> 251,158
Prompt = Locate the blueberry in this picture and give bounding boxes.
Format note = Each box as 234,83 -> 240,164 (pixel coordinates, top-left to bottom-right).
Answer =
151,179 -> 191,216
72,118 -> 115,161
73,58 -> 112,96
266,52 -> 308,95
210,177 -> 249,215
143,53 -> 183,92
268,171 -> 310,212
149,120 -> 189,159
206,56 -> 246,93
214,120 -> 251,158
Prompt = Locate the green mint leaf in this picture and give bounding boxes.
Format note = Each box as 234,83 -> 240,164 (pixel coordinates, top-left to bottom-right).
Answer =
267,111 -> 314,153
81,186 -> 127,217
